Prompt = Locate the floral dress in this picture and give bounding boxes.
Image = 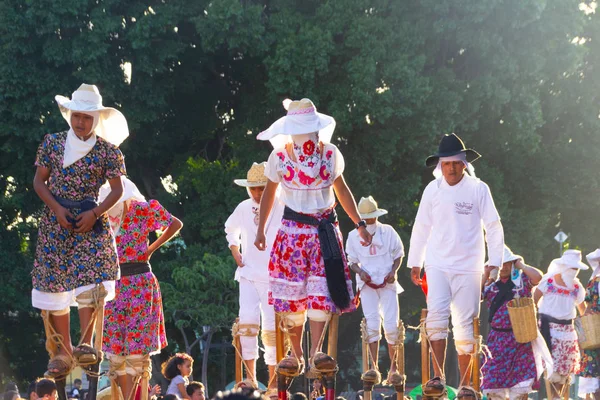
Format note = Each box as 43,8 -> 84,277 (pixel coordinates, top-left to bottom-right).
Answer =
102,200 -> 172,356
265,141 -> 355,314
580,277 -> 600,377
33,132 -> 125,293
481,274 -> 537,390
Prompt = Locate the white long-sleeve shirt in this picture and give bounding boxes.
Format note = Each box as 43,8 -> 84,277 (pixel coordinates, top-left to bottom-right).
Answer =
407,174 -> 504,273
224,197 -> 284,283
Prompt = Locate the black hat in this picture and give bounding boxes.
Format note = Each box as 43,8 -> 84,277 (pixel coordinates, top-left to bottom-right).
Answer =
425,133 -> 481,167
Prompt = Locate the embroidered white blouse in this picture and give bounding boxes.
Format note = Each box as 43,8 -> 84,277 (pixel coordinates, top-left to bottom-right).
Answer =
346,222 -> 404,293
224,197 -> 284,283
264,143 -> 344,214
537,275 -> 585,320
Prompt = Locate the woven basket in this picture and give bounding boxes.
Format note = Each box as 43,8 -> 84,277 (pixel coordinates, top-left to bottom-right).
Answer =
507,297 -> 538,343
576,314 -> 600,350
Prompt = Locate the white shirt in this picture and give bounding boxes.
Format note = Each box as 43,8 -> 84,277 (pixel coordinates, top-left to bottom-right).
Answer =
538,275 -> 585,320
224,197 -> 284,283
346,222 -> 404,293
166,375 -> 188,396
264,143 -> 344,214
407,174 -> 504,273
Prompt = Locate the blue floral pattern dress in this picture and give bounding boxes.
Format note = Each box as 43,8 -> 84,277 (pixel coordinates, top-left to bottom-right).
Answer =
481,274 -> 537,390
33,131 -> 126,293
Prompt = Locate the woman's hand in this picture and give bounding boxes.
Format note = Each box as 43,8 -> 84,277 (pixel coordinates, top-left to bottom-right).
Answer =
358,226 -> 372,246
255,230 -> 267,251
231,246 -> 245,267
411,267 -> 423,286
54,206 -> 75,229
74,210 -> 97,233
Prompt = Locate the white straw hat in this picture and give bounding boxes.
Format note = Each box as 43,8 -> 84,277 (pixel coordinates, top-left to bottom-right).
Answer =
257,98 -> 336,149
587,249 -> 600,279
357,196 -> 388,219
503,245 -> 522,264
98,176 -> 146,204
234,162 -> 268,187
55,83 -> 129,146
549,249 -> 589,271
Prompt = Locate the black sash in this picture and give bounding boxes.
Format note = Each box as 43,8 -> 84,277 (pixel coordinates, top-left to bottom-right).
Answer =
488,279 -> 515,323
54,195 -> 103,233
120,262 -> 152,277
282,206 -> 350,309
539,313 -> 573,352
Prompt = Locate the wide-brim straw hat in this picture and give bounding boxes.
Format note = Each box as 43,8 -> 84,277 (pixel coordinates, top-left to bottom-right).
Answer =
358,196 -> 388,219
55,83 -> 129,147
425,133 -> 481,167
550,249 -> 589,271
257,98 -> 336,149
234,162 -> 268,187
503,245 -> 523,264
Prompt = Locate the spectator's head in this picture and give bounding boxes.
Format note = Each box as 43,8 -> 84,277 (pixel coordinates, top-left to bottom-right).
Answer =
162,352 -> 194,380
73,379 -> 82,389
212,389 -> 262,400
3,391 -> 19,400
162,395 -> 180,400
36,378 -> 57,399
335,397 -> 346,400
291,393 -> 307,400
27,380 -> 39,400
4,382 -> 18,393
186,381 -> 205,400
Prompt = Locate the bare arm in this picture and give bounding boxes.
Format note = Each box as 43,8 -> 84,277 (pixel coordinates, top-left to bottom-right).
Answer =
254,180 -> 279,250
177,382 -> 191,400
515,259 -> 543,285
147,217 -> 183,259
33,166 -> 76,230
578,302 -> 587,316
333,175 -> 371,245
533,288 -> 543,305
385,257 -> 403,283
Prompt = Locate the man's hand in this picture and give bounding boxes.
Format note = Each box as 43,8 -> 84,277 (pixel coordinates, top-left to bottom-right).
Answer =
231,246 -> 245,267
484,264 -> 499,286
411,267 -> 423,286
254,231 -> 267,251
54,206 -> 75,230
358,226 -> 372,246
74,210 -> 97,233
359,270 -> 372,283
150,384 -> 161,397
384,271 -> 397,284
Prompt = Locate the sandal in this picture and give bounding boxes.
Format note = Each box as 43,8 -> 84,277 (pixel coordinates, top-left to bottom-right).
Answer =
276,356 -> 304,377
306,352 -> 338,379
456,386 -> 481,400
73,343 -> 100,366
45,353 -> 75,379
422,376 -> 447,397
384,371 -> 405,388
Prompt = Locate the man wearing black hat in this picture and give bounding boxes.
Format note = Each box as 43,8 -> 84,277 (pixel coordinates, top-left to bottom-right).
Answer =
407,133 -> 504,398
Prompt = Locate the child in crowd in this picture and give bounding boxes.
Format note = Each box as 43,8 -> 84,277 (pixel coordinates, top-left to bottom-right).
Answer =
36,379 -> 57,400
70,379 -> 82,399
186,382 -> 205,400
163,353 -> 194,399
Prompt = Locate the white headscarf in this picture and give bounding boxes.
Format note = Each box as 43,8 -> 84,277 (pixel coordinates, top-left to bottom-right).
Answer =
587,249 -> 600,281
98,177 -> 146,235
62,110 -> 100,168
432,153 -> 476,179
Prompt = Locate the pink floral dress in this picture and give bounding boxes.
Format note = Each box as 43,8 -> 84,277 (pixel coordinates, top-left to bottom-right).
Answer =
265,141 -> 355,313
33,132 -> 125,293
102,200 -> 172,356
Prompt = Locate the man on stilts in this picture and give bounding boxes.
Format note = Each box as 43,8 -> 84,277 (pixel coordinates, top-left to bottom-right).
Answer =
32,84 -> 128,394
225,161 -> 284,389
407,133 -> 504,399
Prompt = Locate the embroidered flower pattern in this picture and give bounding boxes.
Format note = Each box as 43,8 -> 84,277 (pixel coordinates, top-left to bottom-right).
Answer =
284,165 -> 295,181
303,140 -> 316,156
298,170 -> 316,186
275,143 -> 337,188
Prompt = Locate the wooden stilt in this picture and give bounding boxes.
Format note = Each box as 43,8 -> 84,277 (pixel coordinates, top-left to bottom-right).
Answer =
472,317 -> 480,392
234,318 -> 243,383
86,285 -> 106,400
361,319 -> 369,372
327,314 -> 339,360
275,314 -> 286,363
420,309 -> 430,386
56,378 -> 68,400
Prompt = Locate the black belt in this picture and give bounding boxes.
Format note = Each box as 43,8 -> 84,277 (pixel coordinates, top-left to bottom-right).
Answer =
54,195 -> 103,233
120,262 -> 152,277
282,206 -> 350,310
539,313 -> 573,352
490,326 -> 513,333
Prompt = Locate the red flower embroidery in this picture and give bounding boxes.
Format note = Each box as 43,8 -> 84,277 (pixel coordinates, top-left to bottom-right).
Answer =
303,140 -> 316,156
326,150 -> 333,159
298,170 -> 316,185
548,278 -> 553,283
307,161 -> 314,167
319,165 -> 330,180
277,152 -> 285,161
284,166 -> 295,181
299,155 -> 306,162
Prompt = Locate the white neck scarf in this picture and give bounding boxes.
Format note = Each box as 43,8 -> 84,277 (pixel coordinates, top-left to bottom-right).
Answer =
433,153 -> 476,179
62,111 -> 100,168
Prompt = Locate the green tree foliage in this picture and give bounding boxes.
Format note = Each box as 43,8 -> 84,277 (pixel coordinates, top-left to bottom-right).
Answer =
0,0 -> 599,390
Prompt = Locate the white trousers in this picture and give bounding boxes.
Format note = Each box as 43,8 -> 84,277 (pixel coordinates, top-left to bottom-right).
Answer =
425,268 -> 481,354
31,281 -> 116,310
239,278 -> 276,365
360,286 -> 399,344
485,378 -> 534,399
578,377 -> 600,398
